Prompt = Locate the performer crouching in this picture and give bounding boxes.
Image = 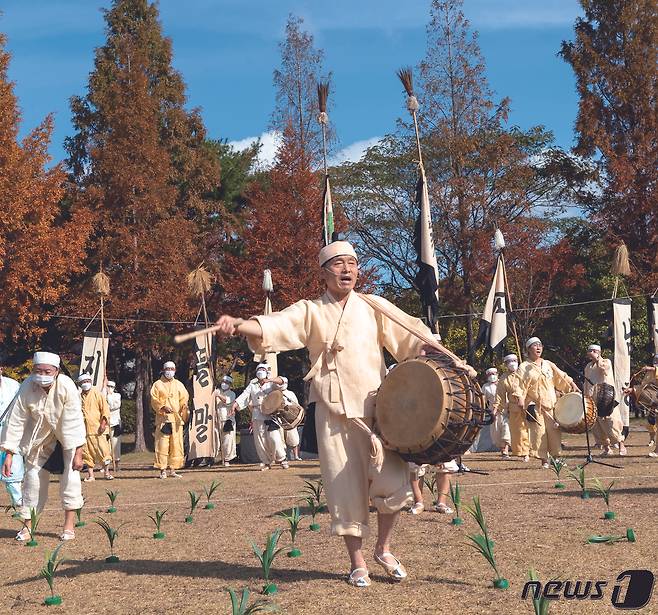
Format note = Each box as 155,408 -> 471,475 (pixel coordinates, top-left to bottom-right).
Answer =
0,362 -> 22,507
232,364 -> 289,471
584,344 -> 626,456
518,337 -> 578,468
214,375 -> 237,466
0,352 -> 85,541
214,241 -> 470,586
496,354 -> 531,461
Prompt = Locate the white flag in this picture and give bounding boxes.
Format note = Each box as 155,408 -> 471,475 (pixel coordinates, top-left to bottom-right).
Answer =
188,331 -> 215,460
477,255 -> 507,351
613,298 -> 632,427
650,296 -> 658,356
80,331 -> 109,389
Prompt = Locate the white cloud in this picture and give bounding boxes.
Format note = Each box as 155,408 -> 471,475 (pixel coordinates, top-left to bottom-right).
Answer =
228,130 -> 283,170
329,137 -> 382,166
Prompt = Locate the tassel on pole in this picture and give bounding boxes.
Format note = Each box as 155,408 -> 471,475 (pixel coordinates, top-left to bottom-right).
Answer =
397,66 -> 424,168
262,269 -> 273,293
187,265 -> 213,297
92,272 -> 110,296
611,242 -> 631,277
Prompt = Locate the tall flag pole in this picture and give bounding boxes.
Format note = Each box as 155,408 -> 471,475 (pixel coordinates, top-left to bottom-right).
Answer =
257,269 -> 278,377
611,243 -> 632,433
317,82 -> 334,246
397,67 -> 440,334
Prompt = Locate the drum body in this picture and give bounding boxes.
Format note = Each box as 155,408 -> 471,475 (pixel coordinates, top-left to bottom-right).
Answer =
594,383 -> 616,417
276,403 -> 305,431
554,392 -> 597,434
374,355 -> 485,465
261,390 -> 283,415
635,383 -> 658,413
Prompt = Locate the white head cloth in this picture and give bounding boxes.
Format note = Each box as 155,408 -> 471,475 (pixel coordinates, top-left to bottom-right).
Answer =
485,367 -> 498,376
163,361 -> 176,370
256,363 -> 270,371
318,241 -> 358,267
222,375 -> 233,383
77,373 -> 92,383
107,380 -> 116,388
525,337 -> 542,349
503,354 -> 518,363
33,352 -> 60,368
587,344 -> 601,352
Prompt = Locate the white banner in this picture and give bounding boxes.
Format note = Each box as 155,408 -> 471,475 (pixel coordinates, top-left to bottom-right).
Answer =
477,255 -> 507,351
80,332 -> 109,389
650,297 -> 658,356
613,298 -> 632,427
188,332 -> 215,459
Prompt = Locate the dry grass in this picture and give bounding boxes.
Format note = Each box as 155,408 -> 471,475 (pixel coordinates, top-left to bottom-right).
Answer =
1,427 -> 657,614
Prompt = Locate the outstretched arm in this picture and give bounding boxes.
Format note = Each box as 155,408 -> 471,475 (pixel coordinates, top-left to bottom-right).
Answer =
214,315 -> 263,340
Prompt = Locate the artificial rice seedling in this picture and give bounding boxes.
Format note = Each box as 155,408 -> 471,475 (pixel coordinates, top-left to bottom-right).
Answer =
186,491 -> 201,523
277,507 -> 303,557
299,479 -> 324,530
526,569 -> 551,615
591,478 -> 616,519
26,507 -> 41,547
568,465 -> 589,499
587,528 -> 636,545
106,490 -> 119,513
302,496 -> 322,531
447,481 -> 463,525
148,509 -> 168,539
41,543 -> 66,606
228,587 -> 279,614
75,498 -> 86,528
203,480 -> 221,510
422,473 -> 438,505
464,496 -> 508,589
94,516 -> 127,562
251,529 -> 283,594
548,456 -> 568,489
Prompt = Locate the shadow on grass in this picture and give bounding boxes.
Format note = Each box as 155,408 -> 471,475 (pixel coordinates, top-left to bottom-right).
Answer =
8,558 -> 345,585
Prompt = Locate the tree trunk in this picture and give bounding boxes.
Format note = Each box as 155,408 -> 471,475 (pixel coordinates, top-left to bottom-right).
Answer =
134,351 -> 147,452
144,350 -> 154,451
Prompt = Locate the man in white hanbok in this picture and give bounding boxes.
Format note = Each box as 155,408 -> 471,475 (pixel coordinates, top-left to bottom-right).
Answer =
214,375 -> 237,466
0,362 -> 22,506
485,367 -> 510,458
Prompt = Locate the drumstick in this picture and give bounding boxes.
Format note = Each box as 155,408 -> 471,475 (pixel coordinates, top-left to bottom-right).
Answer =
174,324 -> 223,344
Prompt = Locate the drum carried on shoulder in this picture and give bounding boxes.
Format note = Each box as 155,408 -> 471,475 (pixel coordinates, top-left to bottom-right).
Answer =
554,392 -> 597,434
261,390 -> 305,430
374,354 -> 487,465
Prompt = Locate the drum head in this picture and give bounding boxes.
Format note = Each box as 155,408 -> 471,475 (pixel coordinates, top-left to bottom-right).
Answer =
261,390 -> 283,415
375,359 -> 448,452
554,392 -> 584,426
594,383 -> 616,417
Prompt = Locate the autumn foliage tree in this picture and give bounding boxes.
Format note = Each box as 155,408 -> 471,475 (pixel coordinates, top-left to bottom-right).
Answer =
65,0 -> 220,450
0,34 -> 90,350
560,0 -> 658,290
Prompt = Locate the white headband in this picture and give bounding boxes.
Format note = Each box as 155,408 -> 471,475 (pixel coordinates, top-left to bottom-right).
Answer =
77,373 -> 92,383
525,337 -> 542,349
485,368 -> 498,375
588,344 -> 601,352
107,381 -> 116,387
222,375 -> 233,383
503,354 -> 518,363
33,351 -> 60,368
256,363 -> 270,371
318,241 -> 358,267
163,361 -> 176,370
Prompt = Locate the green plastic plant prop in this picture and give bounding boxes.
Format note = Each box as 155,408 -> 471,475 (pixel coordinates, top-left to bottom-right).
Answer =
251,529 -> 283,594
527,569 -> 551,615
422,473 -> 438,506
41,543 -> 66,606
94,516 -> 127,562
148,509 -> 168,539
587,528 -> 636,545
106,490 -> 119,513
300,479 -> 324,511
277,507 -> 303,557
26,507 -> 41,547
591,478 -> 616,519
203,480 -> 221,510
568,465 -> 589,498
303,496 -> 322,531
548,456 -> 567,489
4,503 -> 21,520
447,480 -> 463,525
228,587 -> 279,614
75,502 -> 86,528
186,491 -> 201,523
464,496 -> 508,589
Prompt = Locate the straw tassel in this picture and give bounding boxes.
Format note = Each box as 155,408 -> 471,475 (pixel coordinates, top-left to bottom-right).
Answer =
187,265 -> 213,297
611,243 -> 631,277
262,269 -> 273,293
92,272 -> 110,296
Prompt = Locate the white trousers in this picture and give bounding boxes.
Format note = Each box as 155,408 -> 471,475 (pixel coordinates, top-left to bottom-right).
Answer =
218,418 -> 237,462
20,447 -> 83,519
111,428 -> 121,462
284,427 -> 300,447
491,412 -> 511,448
253,420 -> 286,465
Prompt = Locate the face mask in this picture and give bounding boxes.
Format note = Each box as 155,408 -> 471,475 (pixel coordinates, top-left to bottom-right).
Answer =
80,382 -> 92,391
486,375 -> 497,383
220,383 -> 230,391
34,374 -> 55,387
163,370 -> 175,380
256,369 -> 268,380
506,361 -> 518,372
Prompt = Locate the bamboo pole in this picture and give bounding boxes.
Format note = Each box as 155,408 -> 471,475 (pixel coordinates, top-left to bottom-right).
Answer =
499,253 -> 523,361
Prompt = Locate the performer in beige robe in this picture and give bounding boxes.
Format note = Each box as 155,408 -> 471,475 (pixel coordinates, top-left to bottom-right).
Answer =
213,375 -> 237,466
0,352 -> 85,541
150,361 -> 189,478
496,354 -> 531,460
213,240 -> 471,587
484,367 -> 510,457
518,337 -> 578,468
78,373 -> 113,481
282,389 -> 302,461
583,344 -> 625,456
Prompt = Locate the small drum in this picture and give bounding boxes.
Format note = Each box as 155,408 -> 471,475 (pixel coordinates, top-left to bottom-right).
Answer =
261,390 -> 283,415
261,389 -> 305,430
634,383 -> 658,414
554,392 -> 597,434
594,383 -> 616,417
374,355 -> 486,465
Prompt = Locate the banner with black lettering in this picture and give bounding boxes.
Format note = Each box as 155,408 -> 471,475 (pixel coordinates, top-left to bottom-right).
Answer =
188,332 -> 215,460
80,331 -> 109,389
649,296 -> 658,356
613,298 -> 632,427
475,255 -> 507,352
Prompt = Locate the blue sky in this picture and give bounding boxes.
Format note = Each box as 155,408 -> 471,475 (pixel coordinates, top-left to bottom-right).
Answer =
1,0 -> 583,165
